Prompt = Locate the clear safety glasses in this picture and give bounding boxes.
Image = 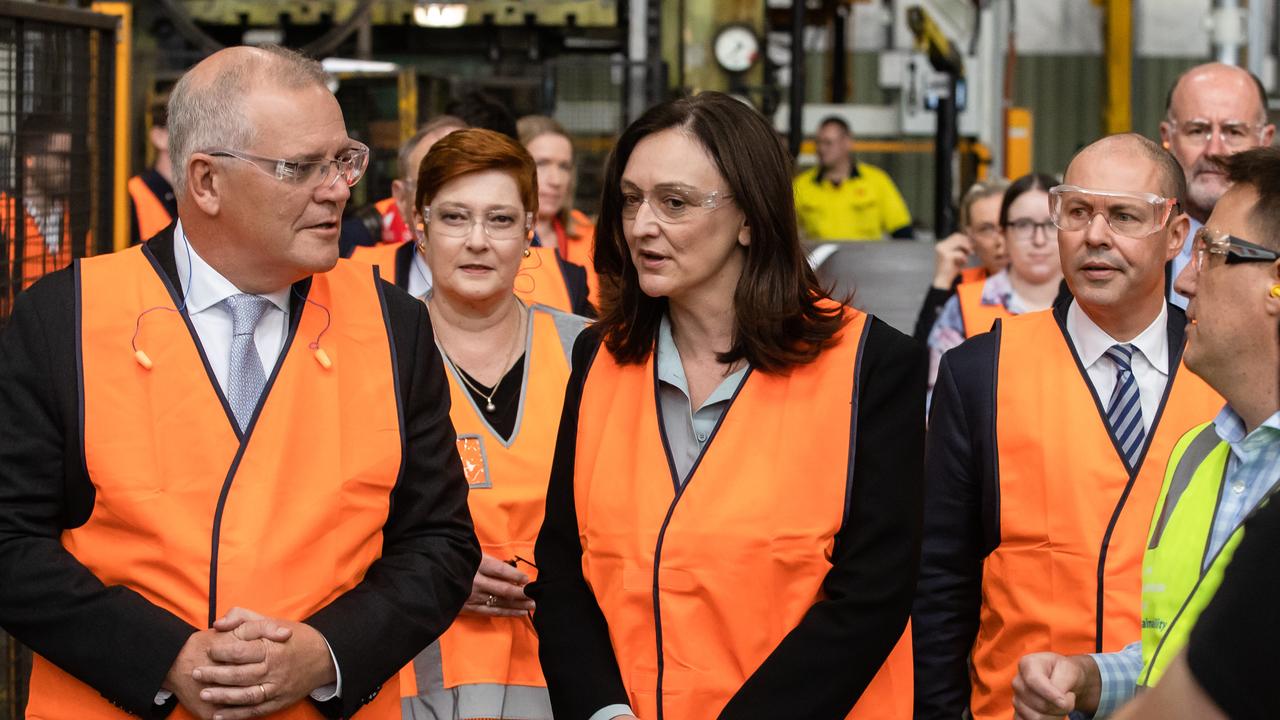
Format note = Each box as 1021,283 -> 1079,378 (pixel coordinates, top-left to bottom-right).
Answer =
619,183 -> 734,224
1048,185 -> 1178,238
1190,226 -> 1280,273
416,205 -> 533,243
204,141 -> 370,189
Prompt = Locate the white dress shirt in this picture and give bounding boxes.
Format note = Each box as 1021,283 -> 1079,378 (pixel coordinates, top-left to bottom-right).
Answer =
158,222 -> 341,704
173,221 -> 291,387
1065,299 -> 1170,430
407,247 -> 433,299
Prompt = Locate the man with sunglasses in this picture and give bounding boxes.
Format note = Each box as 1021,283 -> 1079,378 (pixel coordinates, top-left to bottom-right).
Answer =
1011,147 -> 1280,720
1160,62 -> 1274,309
915,133 -> 1222,720
0,46 -> 480,719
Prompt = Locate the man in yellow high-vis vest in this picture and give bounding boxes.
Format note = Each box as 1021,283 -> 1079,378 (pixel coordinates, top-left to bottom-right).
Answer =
1010,147 -> 1280,720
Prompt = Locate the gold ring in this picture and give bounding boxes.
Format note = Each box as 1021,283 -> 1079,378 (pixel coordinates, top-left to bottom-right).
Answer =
485,594 -> 497,607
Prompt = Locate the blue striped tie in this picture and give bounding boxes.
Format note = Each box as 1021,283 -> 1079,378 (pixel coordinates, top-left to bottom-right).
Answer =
1105,344 -> 1146,468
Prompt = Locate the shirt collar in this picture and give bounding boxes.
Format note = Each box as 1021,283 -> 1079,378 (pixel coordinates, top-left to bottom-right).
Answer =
173,220 -> 292,315
1212,405 -> 1280,459
1066,298 -> 1170,374
1177,217 -> 1202,263
656,314 -> 748,409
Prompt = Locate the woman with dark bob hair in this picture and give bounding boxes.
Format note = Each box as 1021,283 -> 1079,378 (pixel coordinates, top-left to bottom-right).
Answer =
528,92 -> 923,719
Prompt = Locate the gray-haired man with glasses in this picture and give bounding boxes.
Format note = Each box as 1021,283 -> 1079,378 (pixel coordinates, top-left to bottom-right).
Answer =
0,45 -> 479,720
1159,63 -> 1275,309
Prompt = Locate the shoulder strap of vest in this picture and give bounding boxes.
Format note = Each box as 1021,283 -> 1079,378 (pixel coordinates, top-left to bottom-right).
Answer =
533,305 -> 590,362
1148,423 -> 1223,550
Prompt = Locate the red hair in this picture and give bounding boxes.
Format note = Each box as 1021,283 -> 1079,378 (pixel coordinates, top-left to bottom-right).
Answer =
414,128 -> 539,217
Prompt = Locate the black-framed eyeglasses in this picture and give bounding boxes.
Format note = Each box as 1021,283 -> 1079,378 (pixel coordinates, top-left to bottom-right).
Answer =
1191,225 -> 1280,273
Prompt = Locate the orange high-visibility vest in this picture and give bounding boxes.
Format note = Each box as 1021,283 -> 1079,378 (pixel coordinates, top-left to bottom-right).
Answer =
968,309 -> 1221,720
956,278 -> 1012,338
2,192 -> 73,291
350,241 -> 403,282
554,209 -> 598,305
574,307 -> 912,720
959,266 -> 987,284
352,243 -> 575,314
375,196 -> 413,245
402,305 -> 584,718
127,175 -> 175,243
27,247 -> 404,719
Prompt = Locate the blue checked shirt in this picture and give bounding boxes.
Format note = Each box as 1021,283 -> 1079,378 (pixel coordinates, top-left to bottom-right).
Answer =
1087,405 -> 1280,718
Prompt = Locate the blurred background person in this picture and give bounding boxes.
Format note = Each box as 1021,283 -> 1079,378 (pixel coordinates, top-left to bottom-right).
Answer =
529,91 -> 921,720
913,178 -> 1010,341
793,115 -> 913,242
400,127 -> 588,720
344,114 -> 466,260
518,114 -> 599,302
127,90 -> 177,245
1160,62 -> 1274,308
926,173 -> 1062,390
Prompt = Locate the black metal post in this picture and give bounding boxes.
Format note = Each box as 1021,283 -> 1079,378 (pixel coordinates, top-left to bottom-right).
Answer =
934,73 -> 958,238
789,0 -> 805,158
832,5 -> 847,103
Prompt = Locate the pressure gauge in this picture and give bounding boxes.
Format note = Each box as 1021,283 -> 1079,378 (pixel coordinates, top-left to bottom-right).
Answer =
713,25 -> 760,74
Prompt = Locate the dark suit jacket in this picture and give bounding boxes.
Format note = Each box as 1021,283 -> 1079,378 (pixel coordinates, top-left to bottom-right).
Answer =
912,295 -> 1191,719
0,226 -> 481,718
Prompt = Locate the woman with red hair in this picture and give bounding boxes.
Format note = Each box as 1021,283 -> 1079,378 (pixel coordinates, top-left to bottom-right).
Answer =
400,128 -> 587,720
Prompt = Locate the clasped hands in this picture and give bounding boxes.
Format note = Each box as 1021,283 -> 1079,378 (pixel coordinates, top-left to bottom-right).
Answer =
163,607 -> 337,720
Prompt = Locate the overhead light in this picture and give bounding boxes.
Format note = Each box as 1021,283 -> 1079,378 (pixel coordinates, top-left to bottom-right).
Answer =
413,2 -> 468,28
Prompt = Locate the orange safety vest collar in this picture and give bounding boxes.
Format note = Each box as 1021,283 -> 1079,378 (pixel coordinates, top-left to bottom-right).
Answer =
127,175 -> 174,244
956,278 -> 1012,338
968,309 -> 1220,720
28,246 -> 404,719
573,307 -> 912,720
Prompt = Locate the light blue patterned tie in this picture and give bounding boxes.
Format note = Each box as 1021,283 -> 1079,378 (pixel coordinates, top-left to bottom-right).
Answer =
1105,344 -> 1146,469
224,293 -> 271,432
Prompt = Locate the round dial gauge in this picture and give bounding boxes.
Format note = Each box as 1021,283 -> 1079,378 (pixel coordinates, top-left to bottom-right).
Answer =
714,25 -> 760,74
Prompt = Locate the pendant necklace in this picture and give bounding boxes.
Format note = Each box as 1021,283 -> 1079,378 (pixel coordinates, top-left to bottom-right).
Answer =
439,299 -> 524,413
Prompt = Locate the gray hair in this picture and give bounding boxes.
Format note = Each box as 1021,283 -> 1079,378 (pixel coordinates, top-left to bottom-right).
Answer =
168,45 -> 329,196
397,114 -> 467,180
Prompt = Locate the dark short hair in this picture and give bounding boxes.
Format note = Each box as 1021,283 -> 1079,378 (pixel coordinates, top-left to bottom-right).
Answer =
817,115 -> 850,135
415,128 -> 538,219
594,92 -> 846,372
1223,146 -> 1280,249
999,173 -> 1058,227
444,91 -> 517,139
1165,64 -> 1268,121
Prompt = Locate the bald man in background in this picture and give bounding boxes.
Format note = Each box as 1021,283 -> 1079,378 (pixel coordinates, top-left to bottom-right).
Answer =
1160,62 -> 1274,308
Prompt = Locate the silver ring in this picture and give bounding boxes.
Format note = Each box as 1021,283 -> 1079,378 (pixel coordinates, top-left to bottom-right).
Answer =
485,594 -> 497,607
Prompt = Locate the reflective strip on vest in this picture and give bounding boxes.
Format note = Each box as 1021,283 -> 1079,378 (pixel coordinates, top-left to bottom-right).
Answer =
574,306 -> 912,720
955,278 -> 1012,338
401,306 -> 585,718
970,309 -> 1221,720
127,175 -> 174,243
27,247 -> 404,719
1139,423 -> 1236,687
